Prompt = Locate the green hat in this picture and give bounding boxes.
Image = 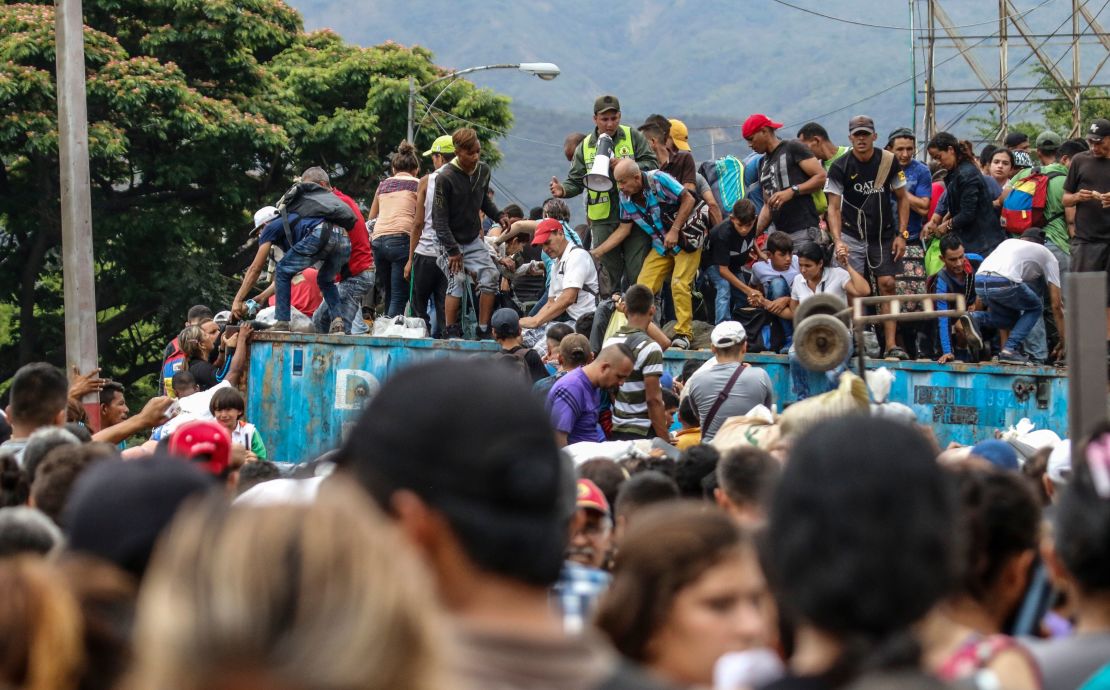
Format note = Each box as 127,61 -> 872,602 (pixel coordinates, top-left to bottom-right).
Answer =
593,95 -> 621,114
1035,130 -> 1063,152
423,134 -> 454,157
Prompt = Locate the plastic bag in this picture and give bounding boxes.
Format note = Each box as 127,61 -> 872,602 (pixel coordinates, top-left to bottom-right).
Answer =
255,306 -> 314,333
924,237 -> 943,276
371,315 -> 428,339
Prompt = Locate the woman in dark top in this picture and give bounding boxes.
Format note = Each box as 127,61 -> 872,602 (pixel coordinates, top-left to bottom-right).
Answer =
927,133 -> 1005,257
178,320 -> 224,391
760,416 -> 958,690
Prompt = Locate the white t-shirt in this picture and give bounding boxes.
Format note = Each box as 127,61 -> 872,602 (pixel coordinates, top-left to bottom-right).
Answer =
791,267 -> 851,302
750,256 -> 800,288
551,243 -> 599,321
977,238 -> 1061,288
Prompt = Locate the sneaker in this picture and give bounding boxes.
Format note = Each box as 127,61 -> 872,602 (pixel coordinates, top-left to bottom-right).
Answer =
476,325 -> 494,341
670,335 -> 691,350
444,324 -> 463,340
329,317 -> 346,334
958,314 -> 983,352
998,349 -> 1031,365
269,320 -> 290,332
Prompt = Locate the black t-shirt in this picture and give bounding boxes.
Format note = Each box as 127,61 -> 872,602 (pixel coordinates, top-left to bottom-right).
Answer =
1063,151 -> 1110,242
708,220 -> 757,273
826,150 -> 906,243
759,139 -> 820,233
502,345 -> 549,383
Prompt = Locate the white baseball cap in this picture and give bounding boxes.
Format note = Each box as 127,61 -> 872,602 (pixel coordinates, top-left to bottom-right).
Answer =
1047,440 -> 1071,485
252,205 -> 279,232
710,321 -> 747,348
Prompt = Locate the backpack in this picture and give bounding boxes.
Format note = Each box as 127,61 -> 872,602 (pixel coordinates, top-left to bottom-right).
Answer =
495,345 -> 532,382
275,182 -> 357,248
1001,167 -> 1064,234
698,156 -> 747,214
160,338 -> 186,396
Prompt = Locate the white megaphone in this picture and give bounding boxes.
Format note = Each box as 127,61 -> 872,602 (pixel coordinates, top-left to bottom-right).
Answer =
584,133 -> 615,192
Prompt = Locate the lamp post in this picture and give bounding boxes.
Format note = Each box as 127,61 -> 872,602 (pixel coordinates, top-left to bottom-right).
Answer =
406,62 -> 560,142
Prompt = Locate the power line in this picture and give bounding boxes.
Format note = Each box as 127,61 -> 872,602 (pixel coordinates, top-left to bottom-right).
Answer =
419,100 -> 562,149
770,0 -> 1053,32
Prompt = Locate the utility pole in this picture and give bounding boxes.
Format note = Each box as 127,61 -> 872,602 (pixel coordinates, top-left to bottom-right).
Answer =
55,0 -> 100,427
998,0 -> 1008,142
924,0 -> 936,150
1073,0 -> 1082,137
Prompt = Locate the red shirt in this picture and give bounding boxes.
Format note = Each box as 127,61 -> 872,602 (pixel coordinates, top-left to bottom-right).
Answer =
333,188 -> 373,274
929,181 -> 945,219
268,267 -> 323,316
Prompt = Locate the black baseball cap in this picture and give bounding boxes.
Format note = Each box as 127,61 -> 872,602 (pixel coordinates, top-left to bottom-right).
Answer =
594,95 -> 621,114
1087,118 -> 1110,142
337,360 -> 575,585
849,115 -> 876,135
1004,131 -> 1029,148
63,456 -> 216,578
491,308 -> 521,338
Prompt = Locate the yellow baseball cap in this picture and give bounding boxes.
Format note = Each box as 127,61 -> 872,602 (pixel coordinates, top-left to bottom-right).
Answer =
670,118 -> 691,151
423,134 -> 455,157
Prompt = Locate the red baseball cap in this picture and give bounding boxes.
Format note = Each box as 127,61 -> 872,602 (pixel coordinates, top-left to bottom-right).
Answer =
168,419 -> 232,476
576,478 -> 610,516
742,114 -> 784,140
531,218 -> 564,246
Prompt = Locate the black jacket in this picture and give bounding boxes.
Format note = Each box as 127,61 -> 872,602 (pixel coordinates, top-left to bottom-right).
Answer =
945,160 -> 1004,256
432,161 -> 500,256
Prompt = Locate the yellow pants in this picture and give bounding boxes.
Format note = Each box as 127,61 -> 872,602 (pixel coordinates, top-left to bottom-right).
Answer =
636,248 -> 702,338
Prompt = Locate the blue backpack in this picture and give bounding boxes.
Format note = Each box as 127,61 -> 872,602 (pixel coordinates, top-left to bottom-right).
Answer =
698,156 -> 748,214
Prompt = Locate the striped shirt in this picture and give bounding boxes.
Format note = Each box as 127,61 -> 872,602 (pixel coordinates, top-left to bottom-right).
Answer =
603,327 -> 664,436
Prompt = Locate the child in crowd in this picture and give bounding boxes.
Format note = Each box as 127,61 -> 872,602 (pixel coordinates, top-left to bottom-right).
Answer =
674,395 -> 702,450
171,371 -> 199,400
209,388 -> 267,461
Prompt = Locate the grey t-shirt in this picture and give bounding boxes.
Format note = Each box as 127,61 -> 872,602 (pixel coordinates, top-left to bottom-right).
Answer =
684,362 -> 773,441
0,439 -> 28,465
1024,633 -> 1110,690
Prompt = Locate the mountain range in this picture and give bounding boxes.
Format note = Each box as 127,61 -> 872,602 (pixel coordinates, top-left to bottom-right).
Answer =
289,0 -> 1096,218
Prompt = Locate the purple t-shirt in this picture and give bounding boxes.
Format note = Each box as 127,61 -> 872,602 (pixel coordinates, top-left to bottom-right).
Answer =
547,368 -> 604,444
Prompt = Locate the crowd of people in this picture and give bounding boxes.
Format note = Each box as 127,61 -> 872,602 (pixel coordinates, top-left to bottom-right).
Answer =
0,355 -> 1108,690
0,93 -> 1108,690
210,98 -> 1110,376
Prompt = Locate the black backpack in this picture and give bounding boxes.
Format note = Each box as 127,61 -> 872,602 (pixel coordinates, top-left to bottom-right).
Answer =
275,182 -> 357,248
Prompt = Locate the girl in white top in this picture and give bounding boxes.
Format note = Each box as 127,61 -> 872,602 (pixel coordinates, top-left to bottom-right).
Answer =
783,241 -> 870,318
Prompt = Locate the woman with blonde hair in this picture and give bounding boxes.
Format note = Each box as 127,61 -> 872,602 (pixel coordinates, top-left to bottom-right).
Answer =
0,557 -> 85,690
129,479 -> 444,690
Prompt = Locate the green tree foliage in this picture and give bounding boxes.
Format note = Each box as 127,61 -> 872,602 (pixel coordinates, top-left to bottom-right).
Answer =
970,65 -> 1109,146
0,0 -> 512,389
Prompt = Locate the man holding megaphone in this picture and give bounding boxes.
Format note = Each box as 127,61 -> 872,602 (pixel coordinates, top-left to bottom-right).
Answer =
551,95 -> 658,294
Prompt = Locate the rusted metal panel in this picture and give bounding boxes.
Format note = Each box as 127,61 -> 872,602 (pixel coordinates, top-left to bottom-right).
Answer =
248,335 -> 1067,462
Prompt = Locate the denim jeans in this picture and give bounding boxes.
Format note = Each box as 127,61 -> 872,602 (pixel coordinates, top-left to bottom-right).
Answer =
971,278 -> 1043,352
312,268 -> 373,334
760,275 -> 794,350
705,265 -> 749,324
411,253 -> 447,337
276,225 -> 351,323
788,337 -> 853,400
372,233 -> 411,317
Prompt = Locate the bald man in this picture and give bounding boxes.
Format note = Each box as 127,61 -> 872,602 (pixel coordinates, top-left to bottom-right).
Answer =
590,159 -> 703,349
547,341 -> 635,446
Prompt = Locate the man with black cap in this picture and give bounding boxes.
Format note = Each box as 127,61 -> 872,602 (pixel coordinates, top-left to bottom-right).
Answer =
1005,131 -> 1031,152
491,307 -> 548,383
1005,130 -> 1070,275
550,95 -> 658,293
337,360 -> 673,690
1063,118 -> 1110,339
826,115 -> 912,359
963,231 -> 1064,365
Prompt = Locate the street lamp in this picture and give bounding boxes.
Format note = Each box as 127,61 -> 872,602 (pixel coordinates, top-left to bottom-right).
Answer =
407,62 -> 561,142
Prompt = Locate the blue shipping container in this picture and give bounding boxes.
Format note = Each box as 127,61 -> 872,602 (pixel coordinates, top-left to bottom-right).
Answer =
248,333 -> 1067,463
